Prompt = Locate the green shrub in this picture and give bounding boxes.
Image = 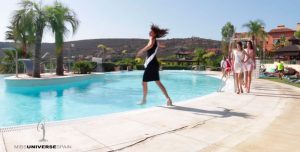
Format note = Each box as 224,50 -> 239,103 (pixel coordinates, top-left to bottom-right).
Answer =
162,65 -> 191,70
102,62 -> 116,72
73,61 -> 97,74
136,64 -> 144,70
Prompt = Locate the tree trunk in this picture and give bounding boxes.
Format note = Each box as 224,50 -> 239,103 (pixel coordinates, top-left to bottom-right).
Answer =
33,28 -> 43,78
22,41 -> 27,58
56,46 -> 64,76
252,36 -> 259,60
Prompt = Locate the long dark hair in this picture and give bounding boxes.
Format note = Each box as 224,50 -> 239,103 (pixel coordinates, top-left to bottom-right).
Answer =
236,41 -> 243,50
151,24 -> 169,38
247,41 -> 254,50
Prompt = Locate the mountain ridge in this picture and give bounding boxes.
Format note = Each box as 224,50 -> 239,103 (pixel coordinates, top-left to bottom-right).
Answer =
0,37 -> 221,59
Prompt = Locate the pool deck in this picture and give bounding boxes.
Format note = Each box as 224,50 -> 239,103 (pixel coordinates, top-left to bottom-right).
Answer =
1,72 -> 300,152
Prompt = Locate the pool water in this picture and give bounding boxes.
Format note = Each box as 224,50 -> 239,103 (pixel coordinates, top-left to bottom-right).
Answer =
0,71 -> 219,127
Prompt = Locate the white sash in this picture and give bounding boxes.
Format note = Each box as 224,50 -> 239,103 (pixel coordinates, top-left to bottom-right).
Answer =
144,44 -> 158,68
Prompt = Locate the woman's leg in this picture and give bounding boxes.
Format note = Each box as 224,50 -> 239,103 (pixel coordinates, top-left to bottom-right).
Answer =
244,71 -> 249,89
238,73 -> 243,93
142,81 -> 147,100
155,81 -> 173,105
247,70 -> 252,93
235,73 -> 240,94
227,70 -> 231,78
138,81 -> 148,104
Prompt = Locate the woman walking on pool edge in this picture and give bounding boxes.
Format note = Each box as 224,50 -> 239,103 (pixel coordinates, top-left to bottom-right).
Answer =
136,24 -> 173,106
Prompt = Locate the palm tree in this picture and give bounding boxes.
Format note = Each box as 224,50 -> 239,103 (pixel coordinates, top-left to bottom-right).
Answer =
193,48 -> 206,66
243,19 -> 268,59
221,22 -> 235,56
12,0 -> 49,78
46,2 -> 79,76
221,22 -> 235,43
203,51 -> 217,67
97,44 -> 107,57
0,49 -> 21,73
97,44 -> 113,62
0,48 -> 31,74
295,31 -> 300,38
121,50 -> 127,59
279,35 -> 289,47
8,2 -> 35,58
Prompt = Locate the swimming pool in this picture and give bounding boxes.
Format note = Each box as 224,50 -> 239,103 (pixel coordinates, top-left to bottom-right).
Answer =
0,71 -> 219,127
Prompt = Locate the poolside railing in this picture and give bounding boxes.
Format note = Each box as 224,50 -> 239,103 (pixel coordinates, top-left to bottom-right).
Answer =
261,59 -> 300,65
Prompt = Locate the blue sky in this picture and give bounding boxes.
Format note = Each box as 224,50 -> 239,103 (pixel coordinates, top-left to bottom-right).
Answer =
0,0 -> 299,42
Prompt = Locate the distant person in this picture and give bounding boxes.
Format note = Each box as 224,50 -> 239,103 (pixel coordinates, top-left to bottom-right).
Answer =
243,41 -> 255,93
136,24 -> 173,106
225,57 -> 232,77
218,56 -> 231,92
220,56 -> 226,76
277,60 -> 284,80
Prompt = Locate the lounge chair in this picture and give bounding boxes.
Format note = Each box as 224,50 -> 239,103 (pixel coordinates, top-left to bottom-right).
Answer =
19,59 -> 33,76
283,67 -> 300,82
19,52 -> 50,75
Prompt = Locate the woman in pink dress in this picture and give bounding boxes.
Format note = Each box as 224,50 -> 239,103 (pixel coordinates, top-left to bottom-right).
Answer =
243,41 -> 255,93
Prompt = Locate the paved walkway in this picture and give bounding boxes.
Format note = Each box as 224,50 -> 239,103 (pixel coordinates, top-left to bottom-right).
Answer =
0,77 -> 300,152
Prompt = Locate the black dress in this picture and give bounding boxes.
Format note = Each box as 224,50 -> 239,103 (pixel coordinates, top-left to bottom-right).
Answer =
143,40 -> 160,82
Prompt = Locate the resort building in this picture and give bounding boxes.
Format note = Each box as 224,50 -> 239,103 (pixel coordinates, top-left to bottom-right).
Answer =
161,49 -> 196,65
235,23 -> 300,53
275,36 -> 300,62
265,24 -> 297,51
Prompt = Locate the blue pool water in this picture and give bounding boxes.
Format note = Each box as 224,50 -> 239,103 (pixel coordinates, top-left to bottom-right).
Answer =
0,71 -> 219,127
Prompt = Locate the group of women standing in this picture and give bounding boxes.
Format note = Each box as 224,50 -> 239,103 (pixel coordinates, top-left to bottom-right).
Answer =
136,24 -> 257,106
231,41 -> 256,94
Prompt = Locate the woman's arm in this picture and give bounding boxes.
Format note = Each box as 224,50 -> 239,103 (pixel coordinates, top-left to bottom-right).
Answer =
229,41 -> 233,58
242,50 -> 252,63
136,37 -> 155,57
231,51 -> 235,71
252,42 -> 257,69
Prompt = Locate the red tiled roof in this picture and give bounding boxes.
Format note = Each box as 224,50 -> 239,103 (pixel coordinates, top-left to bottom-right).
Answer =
269,28 -> 295,33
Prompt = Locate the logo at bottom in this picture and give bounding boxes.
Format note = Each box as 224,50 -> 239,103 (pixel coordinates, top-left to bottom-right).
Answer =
37,120 -> 47,142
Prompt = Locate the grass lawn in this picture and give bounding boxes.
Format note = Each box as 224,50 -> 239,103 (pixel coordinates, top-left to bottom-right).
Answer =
261,77 -> 300,88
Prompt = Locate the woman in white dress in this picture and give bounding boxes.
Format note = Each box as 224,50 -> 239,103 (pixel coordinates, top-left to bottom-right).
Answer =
232,41 -> 246,94
243,41 -> 255,93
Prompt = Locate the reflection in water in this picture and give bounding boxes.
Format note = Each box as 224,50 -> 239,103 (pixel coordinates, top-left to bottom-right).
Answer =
5,76 -> 104,95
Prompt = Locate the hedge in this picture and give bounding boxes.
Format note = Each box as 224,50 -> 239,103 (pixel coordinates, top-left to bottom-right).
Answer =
162,65 -> 191,70
73,61 -> 97,74
102,62 -> 116,72
135,64 -> 145,70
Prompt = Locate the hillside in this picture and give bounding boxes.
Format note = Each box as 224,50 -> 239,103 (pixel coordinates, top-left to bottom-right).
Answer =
0,37 -> 221,59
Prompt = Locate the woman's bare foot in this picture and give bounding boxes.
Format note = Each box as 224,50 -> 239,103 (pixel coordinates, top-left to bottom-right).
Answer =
137,98 -> 147,105
166,98 -> 173,106
240,88 -> 243,93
